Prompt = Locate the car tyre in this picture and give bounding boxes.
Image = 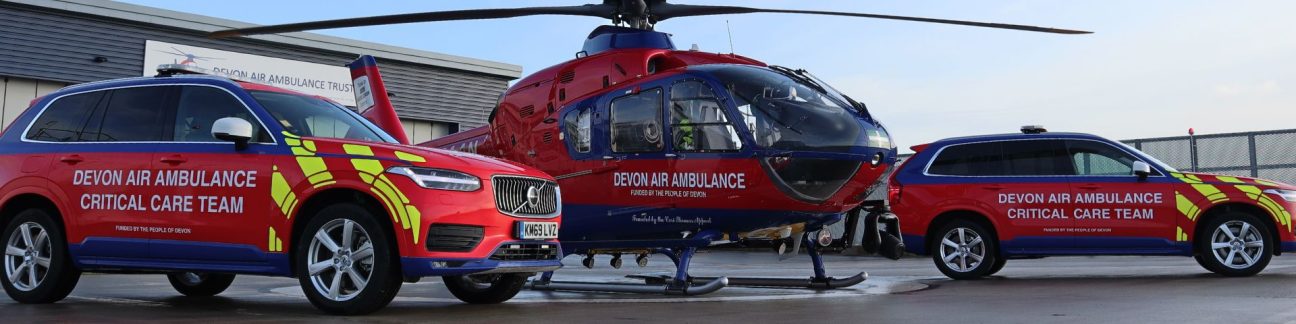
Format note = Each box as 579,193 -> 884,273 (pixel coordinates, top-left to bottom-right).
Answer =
443,273 -> 530,304
296,203 -> 402,315
1196,212 -> 1272,277
931,219 -> 998,280
167,272 -> 235,297
1,208 -> 81,303
987,255 -> 1007,276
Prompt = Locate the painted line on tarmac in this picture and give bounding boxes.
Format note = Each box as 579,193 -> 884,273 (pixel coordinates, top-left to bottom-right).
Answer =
267,277 -> 929,304
66,295 -> 170,307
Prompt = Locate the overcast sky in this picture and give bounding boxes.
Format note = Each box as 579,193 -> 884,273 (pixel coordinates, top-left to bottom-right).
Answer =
120,0 -> 1296,152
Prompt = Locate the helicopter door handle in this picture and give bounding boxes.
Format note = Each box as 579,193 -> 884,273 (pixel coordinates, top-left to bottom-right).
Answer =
981,185 -> 1007,191
665,153 -> 678,158
58,155 -> 84,164
1077,184 -> 1102,190
159,155 -> 188,165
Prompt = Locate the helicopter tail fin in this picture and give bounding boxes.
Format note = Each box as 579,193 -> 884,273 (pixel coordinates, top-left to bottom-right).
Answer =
348,55 -> 410,144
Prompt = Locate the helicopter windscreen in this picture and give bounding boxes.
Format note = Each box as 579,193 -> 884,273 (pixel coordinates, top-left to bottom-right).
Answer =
700,65 -> 863,153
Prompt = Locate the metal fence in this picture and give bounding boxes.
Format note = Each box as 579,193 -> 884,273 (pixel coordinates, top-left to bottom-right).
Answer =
1122,129 -> 1296,184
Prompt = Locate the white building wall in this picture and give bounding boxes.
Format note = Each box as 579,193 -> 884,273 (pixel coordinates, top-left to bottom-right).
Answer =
401,118 -> 454,144
1,77 -> 67,130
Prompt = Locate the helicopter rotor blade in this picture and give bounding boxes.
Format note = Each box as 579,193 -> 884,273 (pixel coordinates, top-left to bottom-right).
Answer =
649,4 -> 1091,34
209,4 -> 618,38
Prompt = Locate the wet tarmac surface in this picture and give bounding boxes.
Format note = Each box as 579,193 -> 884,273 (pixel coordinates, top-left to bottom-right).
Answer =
4,250 -> 1296,323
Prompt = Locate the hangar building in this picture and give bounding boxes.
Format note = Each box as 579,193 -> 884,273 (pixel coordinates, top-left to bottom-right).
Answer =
0,0 -> 521,142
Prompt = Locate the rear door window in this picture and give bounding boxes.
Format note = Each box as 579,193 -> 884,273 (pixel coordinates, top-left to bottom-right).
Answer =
1001,140 -> 1074,176
82,86 -> 172,142
25,91 -> 106,142
927,142 -> 1005,176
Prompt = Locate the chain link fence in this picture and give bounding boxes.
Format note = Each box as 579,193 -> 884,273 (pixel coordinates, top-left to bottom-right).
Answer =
1123,129 -> 1296,184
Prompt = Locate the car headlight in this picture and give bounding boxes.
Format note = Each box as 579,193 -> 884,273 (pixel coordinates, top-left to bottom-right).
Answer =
387,167 -> 481,191
1262,189 -> 1296,202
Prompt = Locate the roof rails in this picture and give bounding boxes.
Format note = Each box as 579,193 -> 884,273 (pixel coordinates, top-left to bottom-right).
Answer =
1020,125 -> 1048,134
155,64 -> 258,84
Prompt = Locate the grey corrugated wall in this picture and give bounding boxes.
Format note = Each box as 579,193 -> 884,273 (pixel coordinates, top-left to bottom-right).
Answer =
0,2 -> 508,129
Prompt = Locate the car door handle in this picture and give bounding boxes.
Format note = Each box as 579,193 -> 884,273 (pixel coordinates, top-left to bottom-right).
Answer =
982,185 -> 1007,191
159,155 -> 188,165
1077,184 -> 1102,190
58,155 -> 83,164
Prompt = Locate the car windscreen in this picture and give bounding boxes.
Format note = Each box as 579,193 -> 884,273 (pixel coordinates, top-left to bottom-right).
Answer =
249,90 -> 396,143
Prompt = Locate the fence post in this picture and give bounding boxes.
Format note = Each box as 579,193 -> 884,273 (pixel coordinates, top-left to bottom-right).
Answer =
1189,129 -> 1198,172
1248,134 -> 1258,177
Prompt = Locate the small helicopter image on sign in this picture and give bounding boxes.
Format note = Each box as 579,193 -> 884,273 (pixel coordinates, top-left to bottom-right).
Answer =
213,0 -> 1089,295
157,46 -> 222,66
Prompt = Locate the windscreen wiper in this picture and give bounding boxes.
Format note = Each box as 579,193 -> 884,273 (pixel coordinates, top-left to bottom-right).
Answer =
769,65 -> 827,94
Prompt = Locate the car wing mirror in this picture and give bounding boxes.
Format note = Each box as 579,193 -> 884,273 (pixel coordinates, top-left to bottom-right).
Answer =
1132,161 -> 1151,181
212,117 -> 253,150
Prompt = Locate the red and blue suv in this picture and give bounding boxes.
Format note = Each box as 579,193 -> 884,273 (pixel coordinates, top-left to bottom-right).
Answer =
0,71 -> 561,314
890,127 -> 1296,279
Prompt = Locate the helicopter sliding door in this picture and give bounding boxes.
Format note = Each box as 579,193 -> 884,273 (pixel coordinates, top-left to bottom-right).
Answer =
666,80 -> 743,153
609,88 -> 666,154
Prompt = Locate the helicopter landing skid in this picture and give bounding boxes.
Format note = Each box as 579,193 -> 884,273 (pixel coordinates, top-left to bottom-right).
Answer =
627,272 -> 866,289
526,237 -> 730,295
629,233 -> 868,289
526,276 -> 729,295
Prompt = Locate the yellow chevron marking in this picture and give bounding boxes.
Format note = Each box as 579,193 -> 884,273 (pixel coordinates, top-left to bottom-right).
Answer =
1172,172 -> 1202,184
1191,184 -> 1228,203
1175,191 -> 1202,221
1236,185 -> 1293,231
270,166 -> 298,219
1216,176 -> 1244,184
268,227 -> 284,252
343,144 -> 375,156
395,151 -> 427,163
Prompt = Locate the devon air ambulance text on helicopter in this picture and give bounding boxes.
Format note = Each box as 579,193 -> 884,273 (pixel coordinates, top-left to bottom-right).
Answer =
73,169 -> 256,214
1000,192 -> 1163,219
613,172 -> 747,198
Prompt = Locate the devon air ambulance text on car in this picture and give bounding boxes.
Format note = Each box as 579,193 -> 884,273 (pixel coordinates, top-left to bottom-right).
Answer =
0,67 -> 561,315
889,126 -> 1296,280
75,169 -> 256,213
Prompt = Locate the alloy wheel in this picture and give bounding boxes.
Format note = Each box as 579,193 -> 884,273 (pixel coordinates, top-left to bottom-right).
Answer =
1210,220 -> 1265,270
939,227 -> 985,272
4,222 -> 52,291
307,218 -> 376,301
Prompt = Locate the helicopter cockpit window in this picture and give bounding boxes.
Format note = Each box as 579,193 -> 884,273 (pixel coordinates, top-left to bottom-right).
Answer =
610,88 -> 664,153
563,107 -> 591,153
701,65 -> 862,153
670,80 -> 741,152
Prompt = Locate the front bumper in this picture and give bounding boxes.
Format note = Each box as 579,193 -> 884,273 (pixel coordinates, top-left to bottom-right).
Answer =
401,241 -> 563,277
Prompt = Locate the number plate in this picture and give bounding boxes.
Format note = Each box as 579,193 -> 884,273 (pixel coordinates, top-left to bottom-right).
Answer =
516,221 -> 559,239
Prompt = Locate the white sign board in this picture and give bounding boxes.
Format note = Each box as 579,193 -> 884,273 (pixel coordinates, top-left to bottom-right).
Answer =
142,40 -> 356,106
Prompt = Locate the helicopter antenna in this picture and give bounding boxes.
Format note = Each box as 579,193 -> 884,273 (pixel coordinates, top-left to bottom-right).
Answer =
725,20 -> 735,54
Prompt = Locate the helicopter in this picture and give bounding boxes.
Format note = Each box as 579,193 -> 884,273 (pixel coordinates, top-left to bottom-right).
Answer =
212,0 -> 1089,295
